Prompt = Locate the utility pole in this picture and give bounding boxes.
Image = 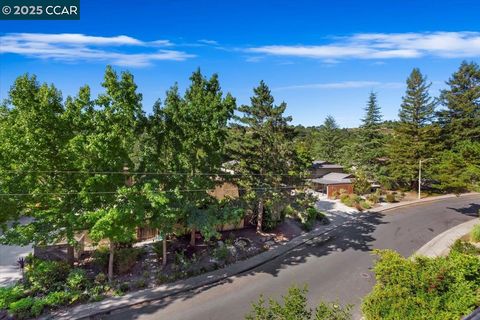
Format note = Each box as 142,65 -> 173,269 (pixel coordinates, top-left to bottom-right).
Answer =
418,158 -> 433,199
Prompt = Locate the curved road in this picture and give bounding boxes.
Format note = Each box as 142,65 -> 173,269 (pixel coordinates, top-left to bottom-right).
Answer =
101,195 -> 480,320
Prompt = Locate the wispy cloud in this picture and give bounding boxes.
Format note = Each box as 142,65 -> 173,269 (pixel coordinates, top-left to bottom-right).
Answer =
0,33 -> 193,67
247,31 -> 480,61
197,39 -> 219,45
274,81 -> 404,91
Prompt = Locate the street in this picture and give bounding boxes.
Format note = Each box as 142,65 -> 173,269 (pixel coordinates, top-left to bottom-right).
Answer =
99,195 -> 480,320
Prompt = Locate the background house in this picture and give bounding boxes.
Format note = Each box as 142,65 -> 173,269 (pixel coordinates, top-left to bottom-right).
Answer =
309,160 -> 354,198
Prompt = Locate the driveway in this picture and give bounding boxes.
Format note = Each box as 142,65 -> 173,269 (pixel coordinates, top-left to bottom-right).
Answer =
0,217 -> 33,286
99,195 -> 480,320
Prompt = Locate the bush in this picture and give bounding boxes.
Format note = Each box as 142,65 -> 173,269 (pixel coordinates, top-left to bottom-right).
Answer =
360,200 -> 371,210
366,193 -> 379,204
93,247 -> 140,274
282,204 -> 296,217
470,224 -> 480,242
450,240 -> 479,255
94,272 -> 107,285
341,196 -> 353,207
66,268 -> 89,291
0,285 -> 25,309
43,291 -> 72,307
116,248 -> 141,274
30,298 -> 45,317
25,259 -> 70,293
362,249 -> 480,320
385,193 -> 396,203
245,285 -> 351,320
213,245 -> 229,261
8,297 -> 34,319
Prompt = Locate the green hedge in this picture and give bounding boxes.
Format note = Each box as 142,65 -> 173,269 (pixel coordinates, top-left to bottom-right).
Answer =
362,249 -> 480,320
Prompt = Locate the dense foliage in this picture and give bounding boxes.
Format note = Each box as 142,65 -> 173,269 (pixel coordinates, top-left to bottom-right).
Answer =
294,61 -> 479,192
362,248 -> 480,320
245,285 -> 352,320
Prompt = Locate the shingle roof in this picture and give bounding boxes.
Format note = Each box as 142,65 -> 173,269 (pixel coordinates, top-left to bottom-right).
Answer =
312,160 -> 343,169
310,172 -> 353,185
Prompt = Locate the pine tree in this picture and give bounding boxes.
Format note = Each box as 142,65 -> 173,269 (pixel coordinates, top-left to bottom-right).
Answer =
438,61 -> 480,145
355,92 -> 386,180
231,81 -> 301,232
362,92 -> 382,129
388,68 -> 437,189
314,116 -> 343,162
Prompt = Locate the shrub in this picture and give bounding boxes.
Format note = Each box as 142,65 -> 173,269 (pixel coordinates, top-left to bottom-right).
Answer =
66,268 -> 89,291
282,204 -> 296,217
25,259 -> 70,293
8,297 -> 34,319
93,247 -> 140,274
366,193 -> 379,204
118,282 -> 130,293
341,196 -> 353,207
385,193 -> 396,203
0,285 -> 25,309
245,285 -> 351,320
115,248 -> 141,274
470,224 -> 480,242
94,272 -> 107,285
362,249 -> 480,320
360,200 -> 371,210
92,246 -> 110,271
450,240 -> 479,255
30,298 -> 45,317
213,245 -> 229,261
43,291 -> 72,307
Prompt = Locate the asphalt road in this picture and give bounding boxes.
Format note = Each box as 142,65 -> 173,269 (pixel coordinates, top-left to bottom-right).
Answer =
101,195 -> 480,320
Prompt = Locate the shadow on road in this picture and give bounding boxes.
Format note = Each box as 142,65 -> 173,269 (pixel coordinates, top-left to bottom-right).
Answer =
97,213 -> 386,320
447,203 -> 480,217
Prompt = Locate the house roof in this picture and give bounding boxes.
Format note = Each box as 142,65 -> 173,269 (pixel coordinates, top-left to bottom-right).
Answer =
310,172 -> 353,185
311,160 -> 344,169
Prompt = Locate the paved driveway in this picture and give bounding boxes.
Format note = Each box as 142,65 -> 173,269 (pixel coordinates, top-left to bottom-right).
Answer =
100,195 -> 480,320
0,217 -> 33,286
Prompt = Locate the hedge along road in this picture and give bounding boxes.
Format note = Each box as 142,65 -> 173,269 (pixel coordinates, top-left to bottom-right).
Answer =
98,195 -> 480,320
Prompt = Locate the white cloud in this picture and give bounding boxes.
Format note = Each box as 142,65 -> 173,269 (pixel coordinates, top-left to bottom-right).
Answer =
247,31 -> 480,61
0,33 -> 192,67
197,39 -> 219,45
274,81 -> 404,91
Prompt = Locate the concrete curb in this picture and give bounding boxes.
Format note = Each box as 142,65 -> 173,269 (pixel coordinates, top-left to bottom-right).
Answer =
370,192 -> 480,214
50,193 -> 480,319
414,219 -> 479,258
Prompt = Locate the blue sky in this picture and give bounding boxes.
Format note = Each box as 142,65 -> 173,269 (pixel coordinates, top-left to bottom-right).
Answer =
1,0 -> 479,127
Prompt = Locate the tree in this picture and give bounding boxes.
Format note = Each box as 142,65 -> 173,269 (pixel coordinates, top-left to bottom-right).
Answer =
246,285 -> 352,320
387,68 -> 438,189
159,70 -> 236,245
0,74 -> 74,245
355,92 -> 387,181
432,141 -> 480,193
362,91 -> 382,128
438,61 -> 480,145
314,116 -> 344,162
231,81 -> 302,232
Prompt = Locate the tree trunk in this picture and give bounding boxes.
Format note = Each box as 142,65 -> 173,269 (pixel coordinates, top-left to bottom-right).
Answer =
162,237 -> 167,266
190,229 -> 196,246
256,198 -> 264,233
108,242 -> 115,283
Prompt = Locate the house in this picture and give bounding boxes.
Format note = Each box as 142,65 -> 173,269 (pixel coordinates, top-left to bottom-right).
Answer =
310,160 -> 344,178
310,172 -> 354,198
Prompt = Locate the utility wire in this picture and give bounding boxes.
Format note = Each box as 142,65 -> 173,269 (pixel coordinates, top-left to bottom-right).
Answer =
0,184 -> 311,197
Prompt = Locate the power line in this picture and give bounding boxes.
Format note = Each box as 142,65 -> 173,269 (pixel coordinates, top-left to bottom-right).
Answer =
0,169 -> 307,177
0,184 -> 310,197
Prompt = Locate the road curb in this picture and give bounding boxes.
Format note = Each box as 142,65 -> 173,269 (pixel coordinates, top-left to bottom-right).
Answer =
48,193 -> 480,319
414,219 -> 479,258
368,192 -> 480,214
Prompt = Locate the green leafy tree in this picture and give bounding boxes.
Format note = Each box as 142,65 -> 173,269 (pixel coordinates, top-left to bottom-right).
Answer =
160,70 -> 236,245
438,61 -> 480,146
387,68 -> 438,189
231,81 -> 305,232
0,74 -> 74,244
